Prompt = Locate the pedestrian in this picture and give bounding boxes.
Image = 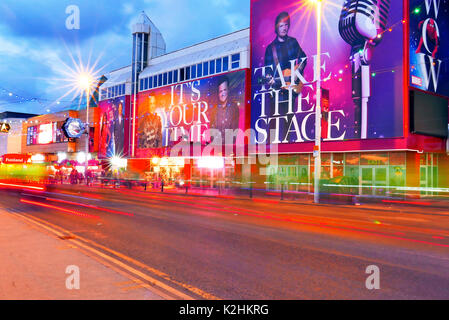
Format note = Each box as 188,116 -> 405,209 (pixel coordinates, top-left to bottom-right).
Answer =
161,179 -> 164,192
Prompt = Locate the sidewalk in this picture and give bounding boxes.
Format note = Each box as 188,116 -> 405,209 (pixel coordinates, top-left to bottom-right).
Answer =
0,208 -> 164,300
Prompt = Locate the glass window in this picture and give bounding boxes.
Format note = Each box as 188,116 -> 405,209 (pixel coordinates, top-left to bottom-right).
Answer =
345,166 -> 359,179
186,67 -> 190,80
345,153 -> 360,165
231,53 -> 240,69
168,71 -> 173,84
158,74 -> 163,86
163,73 -> 168,85
389,166 -> 405,186
216,58 -> 222,73
122,84 -> 125,94
144,78 -> 148,90
153,75 -> 158,87
223,56 -> 229,71
149,77 -> 153,89
389,152 -> 406,166
361,153 -> 388,166
203,61 -> 209,76
180,68 -> 185,81
321,153 -> 331,166
298,154 -> 309,166
174,70 -> 178,82
209,60 -> 215,75
191,65 -> 196,79
333,154 -> 344,165
197,63 -> 202,77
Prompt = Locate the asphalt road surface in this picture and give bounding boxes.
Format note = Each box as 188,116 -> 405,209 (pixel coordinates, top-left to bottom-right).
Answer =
2,184 -> 449,299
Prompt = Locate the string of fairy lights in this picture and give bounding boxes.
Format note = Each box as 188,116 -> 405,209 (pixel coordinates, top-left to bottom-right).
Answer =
0,86 -> 74,113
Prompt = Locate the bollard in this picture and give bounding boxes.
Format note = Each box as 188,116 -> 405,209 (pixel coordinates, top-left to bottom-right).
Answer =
250,183 -> 253,199
185,184 -> 188,194
144,182 -> 147,191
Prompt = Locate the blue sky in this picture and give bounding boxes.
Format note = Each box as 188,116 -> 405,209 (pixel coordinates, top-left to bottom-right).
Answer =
0,0 -> 249,114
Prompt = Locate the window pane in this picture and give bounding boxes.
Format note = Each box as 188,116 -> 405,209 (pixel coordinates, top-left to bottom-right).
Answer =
186,67 -> 190,80
180,68 -> 185,81
333,153 -> 344,165
216,58 -> 222,73
174,70 -> 178,82
191,65 -> 196,78
389,152 -> 406,165
321,153 -> 331,166
361,153 -> 388,166
209,60 -> 215,75
203,62 -> 209,76
197,63 -> 202,77
232,53 -> 240,62
144,78 -> 148,90
231,61 -> 240,69
149,77 -> 153,89
345,153 -> 360,165
122,84 -> 125,94
158,74 -> 163,86
153,75 -> 158,87
168,71 -> 173,84
163,73 -> 168,85
223,56 -> 229,71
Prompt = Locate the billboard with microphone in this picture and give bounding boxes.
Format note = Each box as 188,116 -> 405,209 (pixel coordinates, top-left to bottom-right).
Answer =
251,0 -> 405,143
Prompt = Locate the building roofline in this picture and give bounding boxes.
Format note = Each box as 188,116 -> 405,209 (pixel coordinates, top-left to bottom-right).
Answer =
155,28 -> 249,59
0,111 -> 39,119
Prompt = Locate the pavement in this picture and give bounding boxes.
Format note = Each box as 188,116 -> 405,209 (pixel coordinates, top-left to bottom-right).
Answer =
0,207 -> 164,300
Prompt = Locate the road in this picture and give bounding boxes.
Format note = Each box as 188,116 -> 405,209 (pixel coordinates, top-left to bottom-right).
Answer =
2,184 -> 449,299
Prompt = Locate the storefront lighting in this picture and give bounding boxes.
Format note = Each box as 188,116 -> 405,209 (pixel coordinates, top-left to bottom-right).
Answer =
197,157 -> 224,169
31,154 -> 45,163
57,152 -> 67,163
110,156 -> 127,168
151,157 -> 160,165
77,152 -> 91,164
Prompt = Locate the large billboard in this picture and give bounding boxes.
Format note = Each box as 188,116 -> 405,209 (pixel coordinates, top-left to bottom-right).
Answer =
251,0 -> 404,144
410,0 -> 449,97
136,70 -> 247,157
98,96 -> 127,158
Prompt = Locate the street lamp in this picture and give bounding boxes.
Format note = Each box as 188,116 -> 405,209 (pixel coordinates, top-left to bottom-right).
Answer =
313,0 -> 322,203
77,72 -> 94,183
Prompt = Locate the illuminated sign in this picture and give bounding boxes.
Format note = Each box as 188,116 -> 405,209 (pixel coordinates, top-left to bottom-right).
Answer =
251,0 -> 404,142
0,122 -> 11,133
37,123 -> 53,144
136,71 -> 246,157
62,118 -> 86,139
410,0 -> 449,97
1,154 -> 30,164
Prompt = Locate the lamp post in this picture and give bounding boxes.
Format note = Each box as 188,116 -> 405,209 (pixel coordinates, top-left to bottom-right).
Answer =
313,0 -> 322,204
78,73 -> 93,184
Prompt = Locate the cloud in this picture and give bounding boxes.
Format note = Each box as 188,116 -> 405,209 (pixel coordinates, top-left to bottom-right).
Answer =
0,0 -> 250,114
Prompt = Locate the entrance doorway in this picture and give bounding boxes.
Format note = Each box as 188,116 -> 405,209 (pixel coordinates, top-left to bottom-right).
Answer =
361,166 -> 388,196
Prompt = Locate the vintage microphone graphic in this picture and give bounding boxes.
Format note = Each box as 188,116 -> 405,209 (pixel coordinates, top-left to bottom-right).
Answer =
338,0 -> 391,139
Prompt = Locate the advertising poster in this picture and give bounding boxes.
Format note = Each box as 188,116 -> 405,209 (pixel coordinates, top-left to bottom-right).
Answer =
98,96 -> 127,158
251,0 -> 404,143
410,0 -> 449,97
136,70 -> 247,157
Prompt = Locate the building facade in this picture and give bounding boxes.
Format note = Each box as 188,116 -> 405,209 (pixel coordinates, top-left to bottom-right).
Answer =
95,2 -> 449,197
